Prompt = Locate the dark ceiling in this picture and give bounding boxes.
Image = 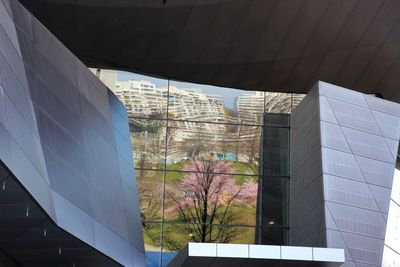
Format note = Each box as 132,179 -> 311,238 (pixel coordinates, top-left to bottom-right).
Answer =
18,0 -> 400,101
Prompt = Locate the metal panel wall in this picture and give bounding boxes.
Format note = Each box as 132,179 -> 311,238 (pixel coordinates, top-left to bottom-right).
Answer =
290,81 -> 400,267
0,0 -> 145,266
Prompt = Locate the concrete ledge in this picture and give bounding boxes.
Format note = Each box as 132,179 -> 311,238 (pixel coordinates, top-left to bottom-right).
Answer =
169,243 -> 345,267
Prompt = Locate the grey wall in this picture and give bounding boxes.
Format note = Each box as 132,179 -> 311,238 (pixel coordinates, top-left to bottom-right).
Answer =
290,81 -> 400,267
0,0 -> 145,266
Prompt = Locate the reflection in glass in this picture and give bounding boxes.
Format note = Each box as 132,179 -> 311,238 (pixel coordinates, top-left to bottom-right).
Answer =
130,118 -> 166,170
136,171 -> 165,222
164,171 -> 258,226
258,113 -> 290,245
115,73 -> 168,119
169,80 -> 264,124
264,92 -> 305,114
166,121 -> 261,175
93,69 -> 310,267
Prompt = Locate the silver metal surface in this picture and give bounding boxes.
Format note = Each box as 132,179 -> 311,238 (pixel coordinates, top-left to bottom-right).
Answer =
0,0 -> 145,266
290,81 -> 400,266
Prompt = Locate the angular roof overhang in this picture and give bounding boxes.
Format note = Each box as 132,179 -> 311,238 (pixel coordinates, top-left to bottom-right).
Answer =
17,0 -> 400,102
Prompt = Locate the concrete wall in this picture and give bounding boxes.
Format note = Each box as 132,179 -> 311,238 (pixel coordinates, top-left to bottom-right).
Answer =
0,0 -> 145,266
290,81 -> 400,267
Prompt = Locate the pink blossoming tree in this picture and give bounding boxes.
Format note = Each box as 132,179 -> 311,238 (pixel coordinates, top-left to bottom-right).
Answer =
169,160 -> 258,243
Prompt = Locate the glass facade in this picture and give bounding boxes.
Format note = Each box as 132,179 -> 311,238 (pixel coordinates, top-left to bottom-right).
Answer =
96,70 -> 304,267
257,113 -> 290,245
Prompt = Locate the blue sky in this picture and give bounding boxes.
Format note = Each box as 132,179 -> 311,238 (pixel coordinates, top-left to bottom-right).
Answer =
118,71 -> 259,109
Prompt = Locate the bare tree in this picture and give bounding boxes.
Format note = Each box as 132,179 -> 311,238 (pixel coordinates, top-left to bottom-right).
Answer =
167,160 -> 256,243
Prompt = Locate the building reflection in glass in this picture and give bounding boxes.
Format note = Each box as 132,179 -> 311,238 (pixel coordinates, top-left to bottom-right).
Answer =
93,69 -> 304,267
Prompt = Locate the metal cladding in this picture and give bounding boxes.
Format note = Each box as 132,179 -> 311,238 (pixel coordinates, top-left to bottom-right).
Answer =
0,0 -> 145,266
290,81 -> 400,266
16,0 -> 400,101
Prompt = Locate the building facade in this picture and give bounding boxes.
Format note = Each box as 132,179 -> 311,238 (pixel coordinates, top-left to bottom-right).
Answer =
0,1 -> 145,266
2,0 -> 400,267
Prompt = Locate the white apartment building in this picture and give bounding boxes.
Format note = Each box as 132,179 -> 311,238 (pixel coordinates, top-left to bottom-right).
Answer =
236,92 -> 306,123
115,80 -> 167,118
236,92 -> 265,124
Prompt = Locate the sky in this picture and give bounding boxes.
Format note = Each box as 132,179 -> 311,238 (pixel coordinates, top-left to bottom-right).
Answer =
118,71 -> 259,109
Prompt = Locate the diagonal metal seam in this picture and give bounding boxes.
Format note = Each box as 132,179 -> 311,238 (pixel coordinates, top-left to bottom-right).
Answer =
255,0 -> 308,90
362,94 -> 399,164
193,2 -> 222,65
0,162 -> 123,266
280,0 -> 334,90
303,0 -> 358,90
231,0 -> 280,88
323,93 -> 388,223
352,5 -> 400,91
82,0 -> 108,61
332,0 -> 388,86
0,173 -> 11,185
229,0 -> 280,65
112,0 -> 143,65
0,247 -> 23,267
208,0 -> 254,84
374,44 -> 400,100
165,0 -> 195,70
138,1 -> 168,69
0,218 -> 48,247
324,204 -> 356,263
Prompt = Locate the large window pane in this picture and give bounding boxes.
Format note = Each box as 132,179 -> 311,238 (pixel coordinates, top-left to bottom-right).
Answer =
168,80 -> 264,125
163,171 -> 259,226
166,121 -> 262,175
261,177 -> 289,227
262,126 -> 290,176
130,118 -> 166,170
136,171 -> 165,222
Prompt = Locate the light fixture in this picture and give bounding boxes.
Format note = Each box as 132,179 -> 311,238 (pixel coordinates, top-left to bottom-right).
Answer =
267,220 -> 275,225
25,205 -> 29,217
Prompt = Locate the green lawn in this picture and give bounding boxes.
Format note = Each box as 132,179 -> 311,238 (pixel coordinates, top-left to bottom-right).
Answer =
143,220 -> 257,252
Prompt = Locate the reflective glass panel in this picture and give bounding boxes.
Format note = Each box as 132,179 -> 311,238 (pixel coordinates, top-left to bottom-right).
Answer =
163,171 -> 259,226
116,72 -> 168,119
169,80 -> 264,125
136,171 -> 165,222
264,92 -> 305,114
166,121 -> 262,175
130,118 -> 166,170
